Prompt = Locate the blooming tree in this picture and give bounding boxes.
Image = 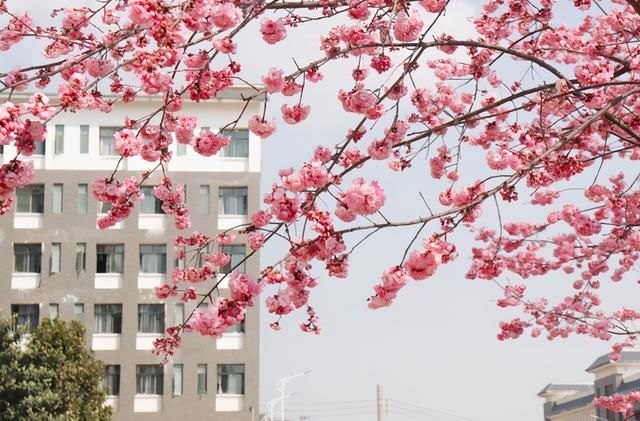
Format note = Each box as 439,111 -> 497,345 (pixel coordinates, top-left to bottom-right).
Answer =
2,0 -> 640,414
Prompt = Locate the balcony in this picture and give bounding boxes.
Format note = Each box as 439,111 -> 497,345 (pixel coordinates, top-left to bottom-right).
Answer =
136,333 -> 161,350
91,333 -> 121,351
94,273 -> 123,289
217,333 -> 244,350
14,213 -> 43,229
138,214 -> 166,231
11,273 -> 40,289
215,273 -> 230,289
216,394 -> 244,412
96,214 -> 124,229
217,214 -> 248,231
134,395 -> 162,413
137,273 -> 165,289
105,396 -> 119,412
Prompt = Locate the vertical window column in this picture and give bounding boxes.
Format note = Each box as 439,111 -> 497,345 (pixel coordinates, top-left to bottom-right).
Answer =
48,303 -> 59,319
75,243 -> 86,273
197,364 -> 208,395
77,184 -> 88,213
52,184 -> 63,214
50,243 -> 61,273
74,303 -> 85,323
103,365 -> 121,396
54,125 -> 64,154
173,365 -> 183,396
199,185 -> 210,214
80,125 -> 89,154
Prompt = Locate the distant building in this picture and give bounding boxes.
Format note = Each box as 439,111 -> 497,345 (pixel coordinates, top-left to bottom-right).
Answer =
538,351 -> 640,421
1,90 -> 262,420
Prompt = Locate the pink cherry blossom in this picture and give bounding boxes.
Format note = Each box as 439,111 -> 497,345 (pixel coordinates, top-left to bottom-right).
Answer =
281,104 -> 310,125
261,18 -> 287,44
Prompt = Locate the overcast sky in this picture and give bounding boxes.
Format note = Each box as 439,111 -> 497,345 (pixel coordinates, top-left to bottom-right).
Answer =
2,2 -> 635,420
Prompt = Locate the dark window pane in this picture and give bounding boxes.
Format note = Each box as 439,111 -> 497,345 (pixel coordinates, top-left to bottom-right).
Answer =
14,244 -> 42,273
220,245 -> 246,274
220,130 -> 249,158
217,364 -> 244,394
96,244 -> 124,273
11,304 -> 39,332
140,244 -> 167,273
138,304 -> 165,333
99,127 -> 122,156
16,185 -> 44,213
140,186 -> 164,214
103,365 -> 121,396
136,365 -> 164,395
219,187 -> 248,215
94,304 -> 123,334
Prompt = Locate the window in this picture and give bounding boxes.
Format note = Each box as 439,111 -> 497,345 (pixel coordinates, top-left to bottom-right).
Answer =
33,140 -> 45,155
174,303 -> 185,326
54,125 -> 64,154
176,143 -> 187,156
75,243 -> 86,273
140,245 -> 167,274
96,244 -> 124,273
217,364 -> 244,395
220,245 -> 246,274
0,145 -> 3,154
16,184 -> 44,213
137,365 -> 163,395
11,304 -> 39,332
199,185 -> 210,214
74,303 -> 84,323
220,129 -> 249,158
103,365 -> 120,396
77,184 -> 88,213
219,187 -> 248,215
49,303 -> 59,319
197,364 -> 207,395
604,385 -> 615,421
14,244 -> 42,273
94,304 -> 122,334
98,201 -> 111,214
140,186 -> 164,214
50,243 -> 61,273
52,184 -> 63,213
173,364 -> 183,396
80,125 -> 89,154
138,304 -> 165,333
225,320 -> 245,334
99,127 -> 121,156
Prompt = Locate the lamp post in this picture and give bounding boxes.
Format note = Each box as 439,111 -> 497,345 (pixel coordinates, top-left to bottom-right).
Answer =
276,371 -> 311,421
261,394 -> 294,421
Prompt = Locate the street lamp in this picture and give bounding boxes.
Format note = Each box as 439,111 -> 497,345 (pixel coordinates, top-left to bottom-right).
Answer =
261,394 -> 295,421
276,371 -> 311,421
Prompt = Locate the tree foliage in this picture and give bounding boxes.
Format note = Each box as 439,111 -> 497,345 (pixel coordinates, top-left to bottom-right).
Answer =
0,317 -> 111,421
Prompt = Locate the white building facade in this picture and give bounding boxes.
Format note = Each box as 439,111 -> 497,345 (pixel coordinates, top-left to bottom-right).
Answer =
1,88 -> 263,420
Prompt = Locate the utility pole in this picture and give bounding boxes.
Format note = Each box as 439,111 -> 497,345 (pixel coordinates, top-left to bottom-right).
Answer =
377,384 -> 385,421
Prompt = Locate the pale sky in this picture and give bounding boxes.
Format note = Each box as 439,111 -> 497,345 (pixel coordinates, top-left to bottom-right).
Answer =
2,2 -> 635,420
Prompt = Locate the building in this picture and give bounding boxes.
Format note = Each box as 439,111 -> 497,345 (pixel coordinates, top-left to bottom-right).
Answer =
1,89 -> 263,420
538,351 -> 640,421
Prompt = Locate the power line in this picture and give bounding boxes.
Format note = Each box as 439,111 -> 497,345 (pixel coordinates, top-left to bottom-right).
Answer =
389,399 -> 484,421
286,399 -> 376,407
285,410 -> 378,418
389,405 -> 440,420
285,404 -> 377,413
